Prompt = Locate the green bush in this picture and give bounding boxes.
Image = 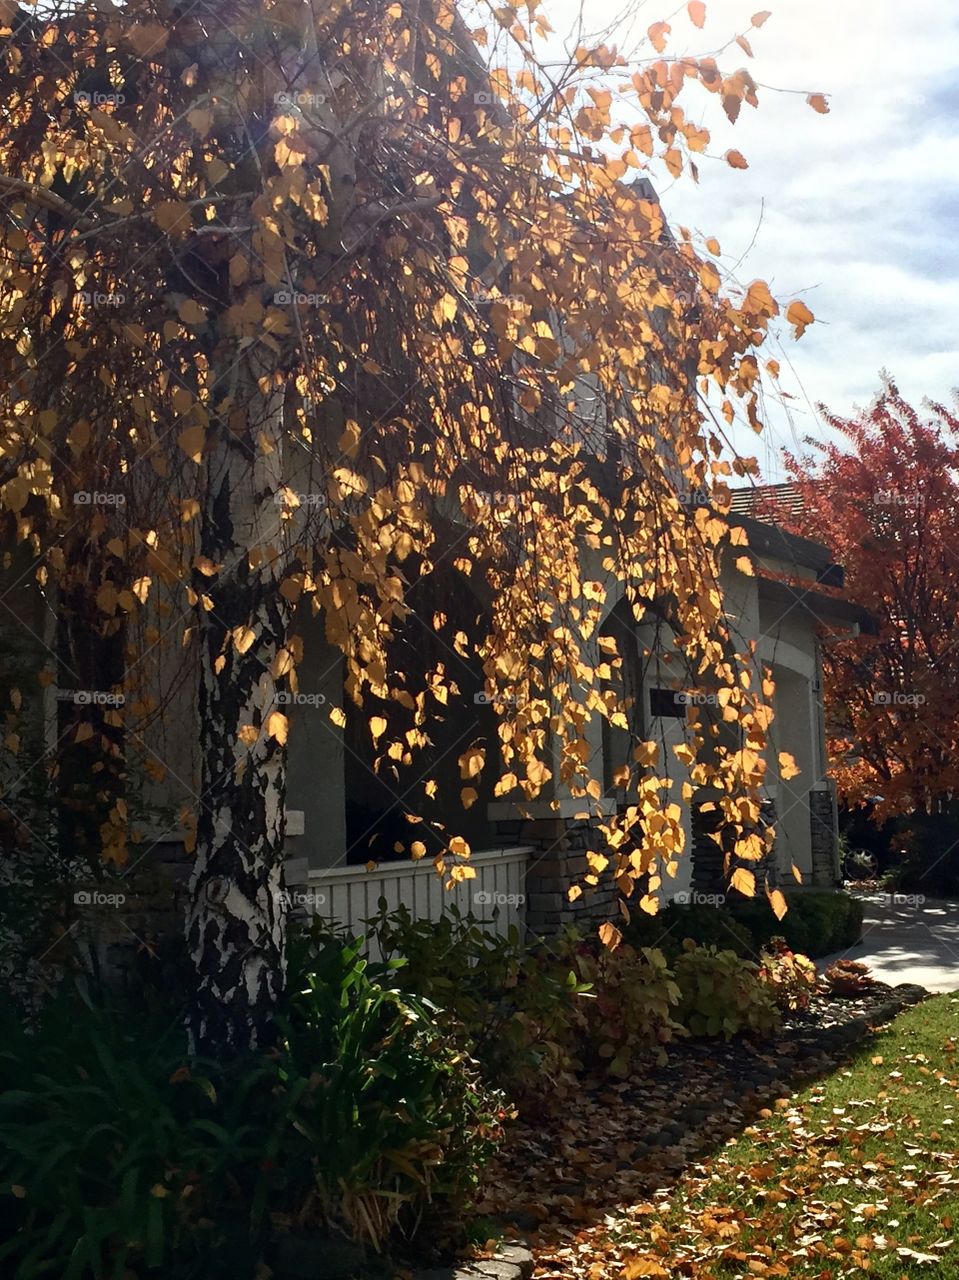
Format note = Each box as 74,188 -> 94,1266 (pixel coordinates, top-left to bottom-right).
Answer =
0,991 -> 257,1280
728,891 -> 863,958
277,927 -> 505,1250
558,939 -> 684,1074
622,899 -> 757,960
0,935 -> 504,1277
673,942 -> 780,1039
367,903 -> 587,1102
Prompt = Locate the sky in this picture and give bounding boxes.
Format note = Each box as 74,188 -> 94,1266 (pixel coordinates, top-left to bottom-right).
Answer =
536,0 -> 959,480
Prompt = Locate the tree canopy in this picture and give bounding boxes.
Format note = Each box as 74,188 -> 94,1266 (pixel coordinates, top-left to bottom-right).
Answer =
0,0 -> 819,1048
785,378 -> 959,820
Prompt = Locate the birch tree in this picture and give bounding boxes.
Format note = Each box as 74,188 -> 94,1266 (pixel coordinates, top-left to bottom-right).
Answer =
0,0 -> 821,1051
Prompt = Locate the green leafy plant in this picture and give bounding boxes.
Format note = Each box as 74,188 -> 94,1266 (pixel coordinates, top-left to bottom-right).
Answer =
273,925 -> 506,1251
0,935 -> 505,1276
366,903 -> 588,1103
560,938 -> 684,1075
673,942 -> 780,1039
757,937 -> 818,1011
0,989 -> 263,1280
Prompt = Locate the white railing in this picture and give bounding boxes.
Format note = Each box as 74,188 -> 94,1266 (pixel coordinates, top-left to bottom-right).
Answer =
305,846 -> 532,954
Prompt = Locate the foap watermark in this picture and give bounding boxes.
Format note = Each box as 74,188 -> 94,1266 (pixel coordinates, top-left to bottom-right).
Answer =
674,890 -> 726,906
274,490 -> 324,507
873,488 -> 920,506
474,288 -> 525,306
274,290 -> 327,306
275,691 -> 327,708
275,888 -> 327,909
74,90 -> 126,107
877,892 -> 926,907
74,490 -> 125,506
874,691 -> 926,707
274,91 -> 328,109
676,690 -> 719,707
474,691 -> 524,707
473,91 -> 495,106
474,890 -> 525,907
74,889 -> 126,907
57,689 -> 126,707
77,290 -> 125,307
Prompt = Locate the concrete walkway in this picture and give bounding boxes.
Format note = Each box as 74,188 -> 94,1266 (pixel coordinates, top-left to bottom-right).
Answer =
818,892 -> 959,992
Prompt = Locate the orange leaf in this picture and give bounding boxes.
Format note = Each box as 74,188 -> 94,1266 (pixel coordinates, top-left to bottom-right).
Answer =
730,867 -> 755,897
725,149 -> 749,170
807,93 -> 830,114
786,299 -> 815,337
751,9 -> 772,25
767,887 -> 788,920
687,1 -> 706,27
647,21 -> 670,52
598,920 -> 622,950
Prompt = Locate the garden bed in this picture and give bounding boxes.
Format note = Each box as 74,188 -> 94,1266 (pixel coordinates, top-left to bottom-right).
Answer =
473,982 -> 929,1234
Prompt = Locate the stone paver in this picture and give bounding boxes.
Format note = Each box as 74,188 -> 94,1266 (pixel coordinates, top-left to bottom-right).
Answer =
819,892 -> 959,992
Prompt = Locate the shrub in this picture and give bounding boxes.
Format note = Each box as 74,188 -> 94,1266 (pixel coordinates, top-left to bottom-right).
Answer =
757,937 -> 818,1011
0,990 -> 257,1280
728,891 -> 863,958
673,942 -> 780,1039
367,903 -> 587,1102
556,938 -> 684,1074
622,899 -> 756,960
276,928 -> 505,1250
0,936 -> 504,1276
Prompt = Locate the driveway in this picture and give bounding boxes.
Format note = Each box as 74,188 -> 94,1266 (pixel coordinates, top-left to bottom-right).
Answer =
818,891 -> 959,992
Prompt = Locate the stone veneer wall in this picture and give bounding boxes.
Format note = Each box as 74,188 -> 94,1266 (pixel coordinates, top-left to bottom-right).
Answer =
492,815 -> 619,938
810,785 -> 840,887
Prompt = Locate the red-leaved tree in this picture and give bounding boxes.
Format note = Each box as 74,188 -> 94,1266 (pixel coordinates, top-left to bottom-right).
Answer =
786,377 -> 959,819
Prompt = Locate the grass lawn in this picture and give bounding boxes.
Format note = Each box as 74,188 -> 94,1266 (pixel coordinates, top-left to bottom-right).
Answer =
579,996 -> 959,1278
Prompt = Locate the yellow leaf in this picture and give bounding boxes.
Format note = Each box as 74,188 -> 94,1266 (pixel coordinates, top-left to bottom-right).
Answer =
153,200 -> 192,237
647,20 -> 670,52
125,22 -> 168,57
735,555 -> 754,576
177,299 -> 207,326
767,887 -> 788,920
461,786 -> 478,809
329,706 -> 346,728
177,425 -> 205,463
778,751 -> 800,781
449,835 -> 471,858
265,712 -> 288,744
369,715 -> 387,744
411,840 -> 427,860
730,867 -> 755,897
232,626 -> 256,654
598,921 -> 622,950
786,299 -> 815,338
187,106 -> 214,138
625,1260 -> 669,1280
237,724 -> 258,746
